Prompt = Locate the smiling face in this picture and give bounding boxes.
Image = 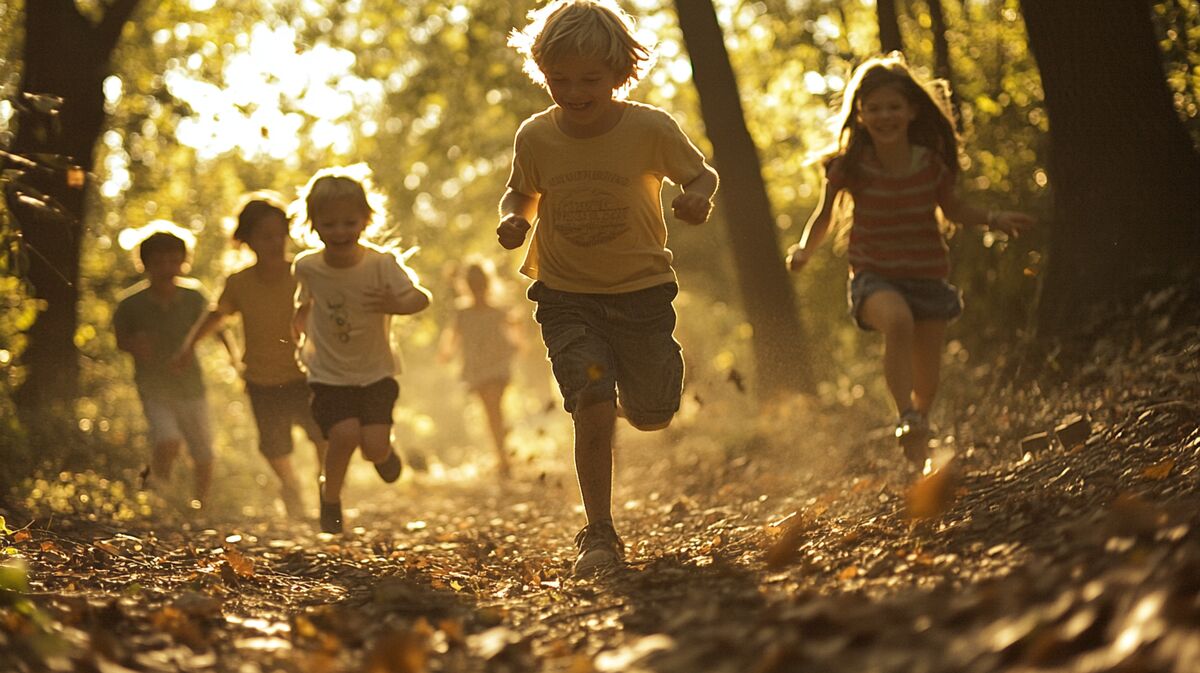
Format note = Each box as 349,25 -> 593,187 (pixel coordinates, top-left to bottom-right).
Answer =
543,53 -> 624,136
244,212 -> 290,262
310,196 -> 369,251
857,84 -> 917,148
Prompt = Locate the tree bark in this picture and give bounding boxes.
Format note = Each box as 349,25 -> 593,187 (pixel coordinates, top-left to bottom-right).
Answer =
1019,0 -> 1200,335
926,0 -> 962,128
877,0 -> 904,53
12,0 -> 140,420
673,0 -> 812,395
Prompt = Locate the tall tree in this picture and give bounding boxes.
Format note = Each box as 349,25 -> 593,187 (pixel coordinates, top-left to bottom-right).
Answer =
673,0 -> 812,395
925,0 -> 963,129
877,0 -> 904,53
1019,0 -> 1200,334
12,0 -> 142,420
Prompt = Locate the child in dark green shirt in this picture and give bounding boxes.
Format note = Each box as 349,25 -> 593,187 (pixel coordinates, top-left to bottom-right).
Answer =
113,226 -> 216,508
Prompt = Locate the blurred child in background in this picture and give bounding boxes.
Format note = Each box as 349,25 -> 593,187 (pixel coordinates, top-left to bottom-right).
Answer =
439,260 -> 518,478
175,192 -> 326,519
114,224 -> 219,509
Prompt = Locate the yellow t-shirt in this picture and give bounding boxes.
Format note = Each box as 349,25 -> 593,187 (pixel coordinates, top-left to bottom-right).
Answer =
507,102 -> 711,294
218,266 -> 307,386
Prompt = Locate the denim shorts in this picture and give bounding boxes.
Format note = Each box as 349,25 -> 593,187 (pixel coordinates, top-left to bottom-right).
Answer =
308,377 -> 399,438
139,394 -> 214,464
528,281 -> 683,427
848,269 -> 963,330
246,379 -> 323,458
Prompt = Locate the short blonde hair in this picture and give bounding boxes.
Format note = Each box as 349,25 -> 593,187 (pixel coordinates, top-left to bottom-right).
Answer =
291,164 -> 387,245
509,0 -> 655,99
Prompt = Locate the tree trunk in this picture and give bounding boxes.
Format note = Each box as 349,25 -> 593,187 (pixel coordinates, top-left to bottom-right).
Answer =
1019,0 -> 1200,335
12,0 -> 140,420
926,0 -> 963,129
877,0 -> 904,53
673,0 -> 812,395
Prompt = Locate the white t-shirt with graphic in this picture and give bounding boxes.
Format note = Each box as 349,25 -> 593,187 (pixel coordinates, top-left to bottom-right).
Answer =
293,244 -> 418,386
507,101 -> 710,294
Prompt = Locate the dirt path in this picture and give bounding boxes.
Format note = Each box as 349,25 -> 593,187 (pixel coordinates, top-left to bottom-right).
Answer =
3,320 -> 1199,672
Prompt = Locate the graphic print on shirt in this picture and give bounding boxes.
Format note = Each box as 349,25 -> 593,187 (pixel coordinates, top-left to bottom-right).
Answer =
323,291 -> 352,343
549,170 -> 630,247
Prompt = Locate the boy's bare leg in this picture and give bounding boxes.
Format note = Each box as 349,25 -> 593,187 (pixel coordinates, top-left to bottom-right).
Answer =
910,320 -> 948,414
193,459 -> 213,504
860,291 -> 916,415
475,381 -> 511,477
150,439 -> 181,488
573,399 -> 616,525
322,418 -> 361,502
267,456 -> 304,514
312,438 -> 328,483
267,456 -> 301,491
360,424 -> 393,464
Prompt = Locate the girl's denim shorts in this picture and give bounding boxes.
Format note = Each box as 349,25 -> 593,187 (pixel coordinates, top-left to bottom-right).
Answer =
848,269 -> 963,330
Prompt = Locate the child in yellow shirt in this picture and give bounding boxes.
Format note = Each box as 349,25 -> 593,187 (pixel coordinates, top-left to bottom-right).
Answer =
497,0 -> 718,576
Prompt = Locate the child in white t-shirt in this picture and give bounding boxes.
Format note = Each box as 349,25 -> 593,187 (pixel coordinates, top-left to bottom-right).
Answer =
292,166 -> 432,534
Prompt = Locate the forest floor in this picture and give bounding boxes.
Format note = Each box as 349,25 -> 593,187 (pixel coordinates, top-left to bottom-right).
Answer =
2,285 -> 1199,673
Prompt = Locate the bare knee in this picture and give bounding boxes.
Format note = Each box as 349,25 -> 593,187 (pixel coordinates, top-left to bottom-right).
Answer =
861,291 -> 915,337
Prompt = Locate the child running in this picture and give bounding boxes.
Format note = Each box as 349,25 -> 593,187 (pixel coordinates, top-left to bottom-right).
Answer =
786,53 -> 1033,466
174,192 -> 327,519
292,166 -> 432,534
438,261 -> 518,478
114,224 -> 217,509
498,0 -> 719,576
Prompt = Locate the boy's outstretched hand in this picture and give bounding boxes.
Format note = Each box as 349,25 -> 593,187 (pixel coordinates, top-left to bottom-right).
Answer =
497,214 -> 531,250
671,192 -> 713,225
364,284 -> 429,315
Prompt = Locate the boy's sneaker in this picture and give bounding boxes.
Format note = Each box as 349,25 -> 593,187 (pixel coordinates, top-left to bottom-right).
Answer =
319,499 -> 343,534
374,451 -> 403,483
896,409 -> 930,465
572,520 -> 625,578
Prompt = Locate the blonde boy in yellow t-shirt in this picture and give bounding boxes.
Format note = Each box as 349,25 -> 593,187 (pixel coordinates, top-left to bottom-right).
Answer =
497,0 -> 719,577
176,192 -> 326,519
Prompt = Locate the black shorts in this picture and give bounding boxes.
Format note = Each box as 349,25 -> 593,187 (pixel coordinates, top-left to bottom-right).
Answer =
245,379 -> 323,458
529,281 -> 683,427
308,377 -> 399,439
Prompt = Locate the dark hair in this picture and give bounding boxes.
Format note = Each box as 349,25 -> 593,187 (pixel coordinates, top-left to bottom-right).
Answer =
464,263 -> 490,294
139,231 -> 187,266
833,53 -> 959,184
234,191 -> 289,243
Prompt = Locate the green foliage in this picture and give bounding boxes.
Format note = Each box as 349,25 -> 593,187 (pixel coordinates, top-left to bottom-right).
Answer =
1153,0 -> 1200,147
22,471 -> 153,522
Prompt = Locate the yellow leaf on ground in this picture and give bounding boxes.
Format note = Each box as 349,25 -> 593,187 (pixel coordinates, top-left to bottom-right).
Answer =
906,461 -> 960,520
224,548 -> 255,578
1141,458 -> 1175,481
95,540 -> 120,556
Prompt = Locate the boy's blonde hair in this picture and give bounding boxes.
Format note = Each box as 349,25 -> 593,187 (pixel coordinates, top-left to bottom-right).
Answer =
291,164 -> 387,245
509,0 -> 655,99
